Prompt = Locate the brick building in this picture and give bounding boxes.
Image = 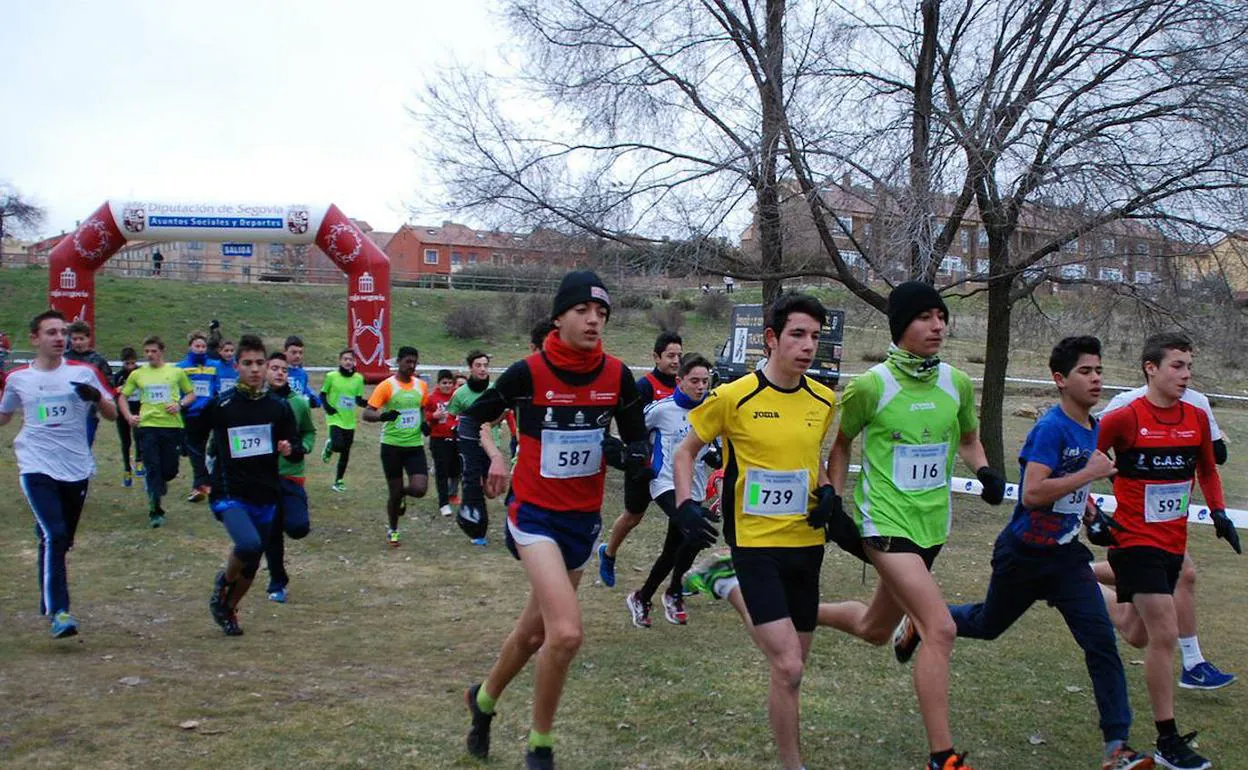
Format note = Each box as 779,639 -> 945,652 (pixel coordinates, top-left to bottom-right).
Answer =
385,221 -> 588,278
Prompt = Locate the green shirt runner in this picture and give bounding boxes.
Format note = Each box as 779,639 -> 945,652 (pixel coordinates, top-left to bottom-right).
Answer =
837,352 -> 978,548
121,365 -> 195,429
448,383 -> 505,445
367,375 -> 429,448
322,369 -> 365,430
279,389 -> 317,478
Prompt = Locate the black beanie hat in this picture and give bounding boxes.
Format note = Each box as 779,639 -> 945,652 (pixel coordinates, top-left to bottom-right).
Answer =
887,281 -> 949,343
551,270 -> 612,320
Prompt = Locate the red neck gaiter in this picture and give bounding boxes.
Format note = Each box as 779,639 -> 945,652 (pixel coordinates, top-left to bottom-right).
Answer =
542,329 -> 604,374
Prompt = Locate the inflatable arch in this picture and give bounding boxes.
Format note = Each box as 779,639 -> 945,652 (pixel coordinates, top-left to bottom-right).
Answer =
46,201 -> 391,381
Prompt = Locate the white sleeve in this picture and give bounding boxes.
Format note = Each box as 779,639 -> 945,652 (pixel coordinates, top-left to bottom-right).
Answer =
0,376 -> 19,414
1094,388 -> 1138,419
1191,391 -> 1222,441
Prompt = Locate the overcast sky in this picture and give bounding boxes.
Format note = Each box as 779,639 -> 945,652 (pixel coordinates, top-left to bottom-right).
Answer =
1,0 -> 505,237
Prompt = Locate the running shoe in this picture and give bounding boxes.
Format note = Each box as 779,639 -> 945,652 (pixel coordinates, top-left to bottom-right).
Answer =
149,513 -> 166,529
661,590 -> 688,625
626,591 -> 652,628
683,550 -> 735,598
440,504 -> 454,517
135,460 -> 145,477
465,683 -> 494,759
331,480 -> 346,493
268,588 -> 288,604
1154,731 -> 1211,770
928,752 -> 974,769
187,486 -> 209,503
471,537 -> 488,547
894,615 -> 921,664
1102,744 -> 1153,770
222,609 -> 244,637
123,470 -> 133,488
321,439 -> 333,463
50,611 -> 79,639
597,543 -> 616,587
1180,661 -> 1237,690
388,529 -> 401,547
209,570 -> 231,629
525,747 -> 555,770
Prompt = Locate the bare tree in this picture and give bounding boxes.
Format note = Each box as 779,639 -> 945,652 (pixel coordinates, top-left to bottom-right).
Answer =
417,0 -> 1248,470
0,184 -> 47,247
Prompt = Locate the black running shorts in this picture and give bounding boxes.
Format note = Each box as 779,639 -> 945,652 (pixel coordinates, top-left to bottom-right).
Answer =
862,535 -> 943,571
731,545 -> 824,632
1107,546 -> 1183,603
380,444 -> 428,480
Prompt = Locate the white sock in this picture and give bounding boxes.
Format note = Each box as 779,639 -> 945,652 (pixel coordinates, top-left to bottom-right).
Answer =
1179,636 -> 1205,669
713,576 -> 740,600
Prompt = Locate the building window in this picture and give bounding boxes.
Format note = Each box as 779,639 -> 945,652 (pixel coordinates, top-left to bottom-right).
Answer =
1060,264 -> 1087,279
424,249 -> 439,265
241,265 -> 251,278
451,251 -> 463,265
1062,237 -> 1080,253
940,256 -> 963,274
1135,270 -> 1154,284
1099,267 -> 1123,282
1100,238 -> 1115,255
960,230 -> 970,253
188,241 -> 204,251
977,229 -> 989,248
836,215 -> 853,234
467,253 -> 478,264
862,221 -> 873,240
492,253 -> 503,265
269,243 -> 284,256
220,259 -> 232,272
976,259 -> 989,275
1133,242 -> 1150,257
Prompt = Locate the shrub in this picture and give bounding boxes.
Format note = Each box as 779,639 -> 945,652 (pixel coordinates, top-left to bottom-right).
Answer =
449,264 -> 562,293
861,350 -> 887,363
647,304 -> 685,334
672,295 -> 696,311
445,303 -> 495,340
659,286 -> 673,300
696,291 -> 733,321
966,353 -> 986,364
617,293 -> 654,310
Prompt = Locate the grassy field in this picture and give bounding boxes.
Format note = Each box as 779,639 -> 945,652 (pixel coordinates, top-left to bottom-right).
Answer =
1,401 -> 1247,768
2,267 -> 1248,768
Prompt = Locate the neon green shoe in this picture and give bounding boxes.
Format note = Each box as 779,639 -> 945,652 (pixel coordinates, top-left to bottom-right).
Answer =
683,550 -> 735,599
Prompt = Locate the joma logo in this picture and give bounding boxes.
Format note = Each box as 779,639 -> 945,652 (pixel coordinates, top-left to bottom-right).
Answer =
753,410 -> 780,419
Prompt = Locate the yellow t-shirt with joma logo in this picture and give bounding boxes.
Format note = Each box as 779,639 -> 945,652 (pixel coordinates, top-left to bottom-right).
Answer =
689,371 -> 837,548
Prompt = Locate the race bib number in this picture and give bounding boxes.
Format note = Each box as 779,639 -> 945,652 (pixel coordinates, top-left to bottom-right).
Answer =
193,380 -> 212,398
228,424 -> 273,459
338,395 -> 355,409
1144,481 -> 1190,523
398,410 -> 420,430
1052,483 -> 1091,515
893,443 -> 948,492
540,428 -> 604,479
34,395 -> 72,425
743,469 -> 809,516
219,378 -> 236,392
143,384 -> 171,403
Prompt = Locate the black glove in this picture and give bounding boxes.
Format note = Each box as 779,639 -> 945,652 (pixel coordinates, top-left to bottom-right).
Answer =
378,410 -> 400,422
1085,505 -> 1125,547
355,396 -> 369,408
421,420 -> 432,436
977,466 -> 1007,505
1213,438 -> 1228,466
323,402 -> 338,416
702,448 -> 722,469
806,484 -> 841,529
601,435 -> 626,470
674,499 -> 720,550
624,439 -> 655,483
1211,509 -> 1242,554
209,319 -> 220,330
73,382 -> 101,403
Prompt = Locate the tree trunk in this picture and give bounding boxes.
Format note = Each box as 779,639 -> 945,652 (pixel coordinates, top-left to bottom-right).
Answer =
908,0 -> 939,278
757,0 -> 786,310
980,274 -> 1013,474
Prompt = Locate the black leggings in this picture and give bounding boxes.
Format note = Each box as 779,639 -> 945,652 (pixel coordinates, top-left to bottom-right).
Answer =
638,491 -> 702,603
116,402 -> 141,472
430,437 -> 461,506
329,426 -> 355,482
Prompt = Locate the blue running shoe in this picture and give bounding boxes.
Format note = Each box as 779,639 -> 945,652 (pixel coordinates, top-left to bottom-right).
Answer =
470,537 -> 488,547
597,543 -> 616,587
525,746 -> 555,770
1180,661 -> 1237,690
51,611 -> 79,639
268,588 -> 288,604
